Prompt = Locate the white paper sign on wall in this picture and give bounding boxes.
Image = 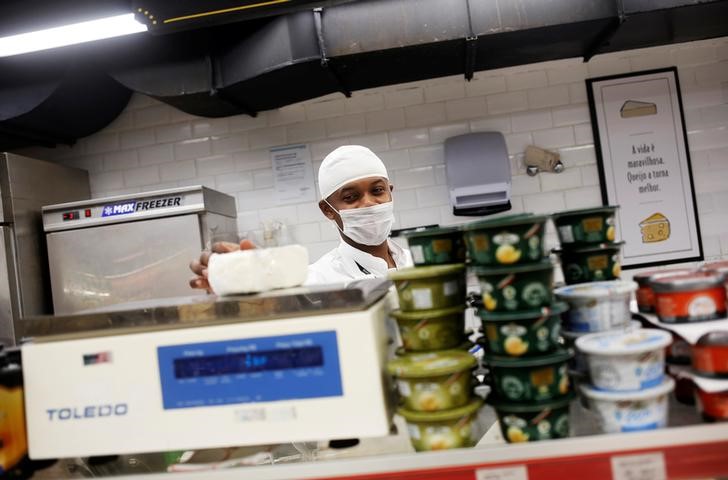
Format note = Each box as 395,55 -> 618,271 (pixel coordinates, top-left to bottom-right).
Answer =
270,144 -> 316,205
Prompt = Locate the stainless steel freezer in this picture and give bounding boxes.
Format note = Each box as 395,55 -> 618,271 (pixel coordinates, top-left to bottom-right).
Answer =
0,152 -> 90,344
43,186 -> 238,315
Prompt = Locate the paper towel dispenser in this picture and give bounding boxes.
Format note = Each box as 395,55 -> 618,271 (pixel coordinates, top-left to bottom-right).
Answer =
444,132 -> 512,216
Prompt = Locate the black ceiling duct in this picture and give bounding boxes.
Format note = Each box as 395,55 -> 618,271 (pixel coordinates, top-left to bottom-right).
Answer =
131,0 -> 356,34
1,0 -> 728,150
0,50 -> 131,149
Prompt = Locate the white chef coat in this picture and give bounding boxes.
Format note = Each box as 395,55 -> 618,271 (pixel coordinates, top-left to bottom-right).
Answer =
305,239 -> 413,286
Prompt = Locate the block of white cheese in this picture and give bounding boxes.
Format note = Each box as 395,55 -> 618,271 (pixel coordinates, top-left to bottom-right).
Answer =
207,245 -> 309,296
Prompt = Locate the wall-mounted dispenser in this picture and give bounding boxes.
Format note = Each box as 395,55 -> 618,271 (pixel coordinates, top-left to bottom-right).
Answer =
444,132 -> 512,216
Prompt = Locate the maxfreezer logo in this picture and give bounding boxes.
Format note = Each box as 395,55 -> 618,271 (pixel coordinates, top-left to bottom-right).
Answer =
101,196 -> 183,217
102,202 -> 136,217
46,403 -> 128,421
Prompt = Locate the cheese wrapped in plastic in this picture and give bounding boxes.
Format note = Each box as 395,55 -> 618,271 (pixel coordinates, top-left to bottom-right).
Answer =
207,245 -> 309,295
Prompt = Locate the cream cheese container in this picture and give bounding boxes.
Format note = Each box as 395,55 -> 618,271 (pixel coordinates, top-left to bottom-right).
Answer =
575,328 -> 672,391
580,377 -> 674,433
555,280 -> 637,333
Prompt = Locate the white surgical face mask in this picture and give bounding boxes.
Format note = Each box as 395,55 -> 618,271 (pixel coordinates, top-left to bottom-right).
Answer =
325,200 -> 395,246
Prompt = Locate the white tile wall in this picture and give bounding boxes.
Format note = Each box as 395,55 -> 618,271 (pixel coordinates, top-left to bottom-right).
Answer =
22,37 -> 728,262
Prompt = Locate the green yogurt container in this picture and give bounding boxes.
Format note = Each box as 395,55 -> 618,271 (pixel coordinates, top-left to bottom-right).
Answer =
387,350 -> 476,412
472,261 -> 554,312
395,340 -> 475,357
554,242 -> 623,285
391,306 -> 466,351
398,398 -> 483,451
463,214 -> 548,266
389,264 -> 466,312
484,348 -> 572,402
404,226 -> 465,266
552,206 -> 618,246
489,392 -> 573,443
477,303 -> 567,357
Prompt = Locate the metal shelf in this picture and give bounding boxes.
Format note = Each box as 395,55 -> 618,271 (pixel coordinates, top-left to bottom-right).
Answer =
78,422 -> 728,480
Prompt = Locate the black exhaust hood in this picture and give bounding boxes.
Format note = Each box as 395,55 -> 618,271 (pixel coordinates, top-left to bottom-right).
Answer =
2,0 -> 728,150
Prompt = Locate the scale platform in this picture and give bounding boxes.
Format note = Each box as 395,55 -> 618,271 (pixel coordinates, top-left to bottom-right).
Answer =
21,280 -> 396,459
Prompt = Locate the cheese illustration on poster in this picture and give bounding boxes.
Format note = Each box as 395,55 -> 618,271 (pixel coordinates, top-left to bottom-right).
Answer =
640,213 -> 671,243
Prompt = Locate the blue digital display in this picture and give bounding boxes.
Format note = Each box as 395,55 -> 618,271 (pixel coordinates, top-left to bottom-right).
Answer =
157,331 -> 342,410
173,347 -> 324,378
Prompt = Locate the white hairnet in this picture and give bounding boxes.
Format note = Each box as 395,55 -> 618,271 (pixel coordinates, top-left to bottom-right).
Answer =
318,145 -> 389,199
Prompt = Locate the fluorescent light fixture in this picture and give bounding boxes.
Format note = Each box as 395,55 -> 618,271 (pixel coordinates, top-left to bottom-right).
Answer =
0,13 -> 147,58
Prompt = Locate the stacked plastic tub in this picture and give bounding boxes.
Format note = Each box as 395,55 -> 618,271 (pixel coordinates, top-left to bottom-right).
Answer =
549,206 -> 677,433
551,206 -> 622,285
635,260 -> 728,423
462,214 -> 574,443
386,227 -> 483,451
573,328 -> 674,433
551,206 -> 637,387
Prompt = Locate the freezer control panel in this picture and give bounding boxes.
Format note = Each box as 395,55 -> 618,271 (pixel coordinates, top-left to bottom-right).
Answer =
157,331 -> 343,410
42,187 -> 213,232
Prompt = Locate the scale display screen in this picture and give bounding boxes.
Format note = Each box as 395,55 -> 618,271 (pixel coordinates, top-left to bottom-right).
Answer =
157,331 -> 342,410
173,346 -> 324,378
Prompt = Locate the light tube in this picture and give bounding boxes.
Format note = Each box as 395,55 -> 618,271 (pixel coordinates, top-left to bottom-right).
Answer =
0,13 -> 147,58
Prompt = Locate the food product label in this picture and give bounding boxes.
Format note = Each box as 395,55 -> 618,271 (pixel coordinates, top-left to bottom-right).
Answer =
407,423 -> 421,440
582,216 -> 604,233
502,376 -> 525,400
432,239 -> 452,253
558,226 -> 575,243
493,233 -> 519,246
473,234 -> 489,251
501,324 -> 527,337
397,380 -> 412,397
530,366 -> 555,388
410,245 -> 425,264
553,413 -> 570,437
475,465 -> 529,480
443,280 -> 458,297
522,282 -> 548,308
593,395 -> 668,433
610,453 -> 666,480
687,295 -> 717,317
412,288 -> 434,309
536,419 -> 552,439
587,254 -> 609,271
502,415 -> 527,428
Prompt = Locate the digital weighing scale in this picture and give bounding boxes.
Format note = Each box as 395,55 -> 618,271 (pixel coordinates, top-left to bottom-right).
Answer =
20,280 -> 395,459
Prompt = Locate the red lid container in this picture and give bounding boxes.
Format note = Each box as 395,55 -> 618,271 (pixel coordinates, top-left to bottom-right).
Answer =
651,271 -> 727,323
695,388 -> 728,421
702,260 -> 728,280
693,331 -> 728,378
633,268 -> 696,313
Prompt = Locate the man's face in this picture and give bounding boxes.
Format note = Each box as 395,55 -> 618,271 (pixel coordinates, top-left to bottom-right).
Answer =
319,176 -> 393,229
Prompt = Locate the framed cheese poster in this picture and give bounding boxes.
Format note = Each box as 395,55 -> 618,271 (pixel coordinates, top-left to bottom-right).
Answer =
586,67 -> 703,269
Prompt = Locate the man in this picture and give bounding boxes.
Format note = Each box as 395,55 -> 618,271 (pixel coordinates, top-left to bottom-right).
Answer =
189,145 -> 412,291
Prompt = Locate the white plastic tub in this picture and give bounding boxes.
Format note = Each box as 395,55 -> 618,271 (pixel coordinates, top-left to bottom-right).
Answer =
562,321 -> 641,376
580,377 -> 674,433
554,280 -> 637,333
575,328 -> 672,391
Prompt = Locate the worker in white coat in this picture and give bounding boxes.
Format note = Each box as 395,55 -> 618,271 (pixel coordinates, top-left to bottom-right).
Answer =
189,145 -> 412,291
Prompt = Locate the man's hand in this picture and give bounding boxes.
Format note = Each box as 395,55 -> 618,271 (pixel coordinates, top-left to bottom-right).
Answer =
189,239 -> 256,292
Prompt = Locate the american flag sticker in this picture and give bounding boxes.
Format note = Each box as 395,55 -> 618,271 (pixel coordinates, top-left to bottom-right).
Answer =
83,352 -> 112,365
